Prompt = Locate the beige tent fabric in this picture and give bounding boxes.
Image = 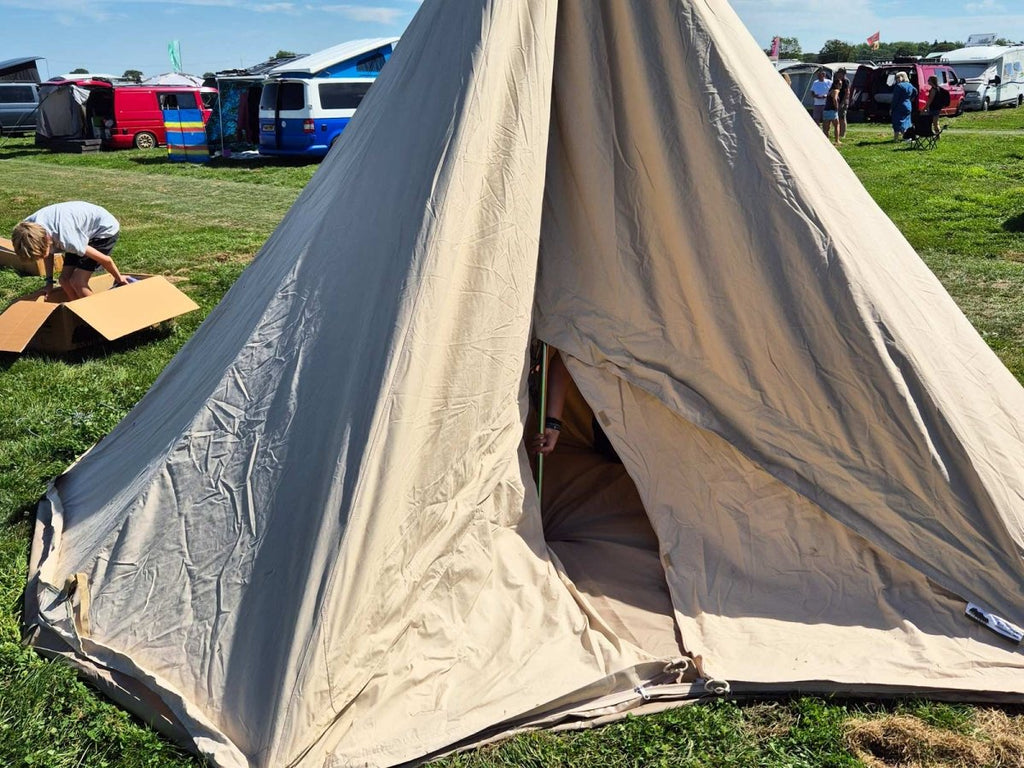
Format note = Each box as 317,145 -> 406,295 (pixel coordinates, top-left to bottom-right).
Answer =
569,363 -> 1024,690
536,0 -> 1024,623
27,3 -> 670,767
22,0 -> 1024,766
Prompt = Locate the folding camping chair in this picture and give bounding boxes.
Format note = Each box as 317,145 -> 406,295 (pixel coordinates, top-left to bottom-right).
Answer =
902,114 -> 943,150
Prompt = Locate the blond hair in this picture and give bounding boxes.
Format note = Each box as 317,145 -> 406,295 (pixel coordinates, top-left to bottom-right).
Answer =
11,221 -> 49,262
896,72 -> 909,83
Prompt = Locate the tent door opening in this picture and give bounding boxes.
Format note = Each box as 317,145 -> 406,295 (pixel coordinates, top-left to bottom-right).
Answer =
529,345 -> 691,664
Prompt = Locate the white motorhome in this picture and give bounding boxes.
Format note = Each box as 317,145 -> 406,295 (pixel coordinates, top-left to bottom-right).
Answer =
942,45 -> 1024,110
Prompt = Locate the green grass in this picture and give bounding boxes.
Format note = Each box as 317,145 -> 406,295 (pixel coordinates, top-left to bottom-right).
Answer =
2,117 -> 1024,767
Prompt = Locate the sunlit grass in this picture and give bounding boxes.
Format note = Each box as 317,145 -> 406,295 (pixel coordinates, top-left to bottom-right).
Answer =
2,116 -> 1023,767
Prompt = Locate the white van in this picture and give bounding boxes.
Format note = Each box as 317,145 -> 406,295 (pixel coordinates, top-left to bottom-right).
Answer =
942,45 -> 1024,110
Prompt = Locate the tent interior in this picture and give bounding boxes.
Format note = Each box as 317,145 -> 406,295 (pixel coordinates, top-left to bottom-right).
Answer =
36,80 -> 113,142
529,350 -> 689,665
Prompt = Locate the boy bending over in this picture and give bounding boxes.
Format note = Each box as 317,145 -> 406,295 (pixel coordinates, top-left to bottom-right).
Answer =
12,201 -> 129,299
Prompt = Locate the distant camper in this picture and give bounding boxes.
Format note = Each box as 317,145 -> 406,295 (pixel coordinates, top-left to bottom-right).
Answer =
942,45 -> 1024,111
258,38 -> 398,159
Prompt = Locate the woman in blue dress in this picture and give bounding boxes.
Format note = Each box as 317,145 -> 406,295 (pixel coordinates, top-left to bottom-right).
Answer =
891,71 -> 917,140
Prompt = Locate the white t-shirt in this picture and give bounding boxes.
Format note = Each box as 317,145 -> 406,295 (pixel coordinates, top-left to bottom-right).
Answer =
24,201 -> 119,256
810,80 -> 832,105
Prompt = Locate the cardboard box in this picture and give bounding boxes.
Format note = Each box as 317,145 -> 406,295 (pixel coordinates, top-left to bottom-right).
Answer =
0,236 -> 64,277
0,273 -> 199,354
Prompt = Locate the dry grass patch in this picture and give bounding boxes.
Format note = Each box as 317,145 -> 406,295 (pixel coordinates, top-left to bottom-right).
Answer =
845,710 -> 1024,768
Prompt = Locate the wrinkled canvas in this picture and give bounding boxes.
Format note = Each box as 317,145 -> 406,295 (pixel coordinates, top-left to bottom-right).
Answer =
24,1 -> 1024,767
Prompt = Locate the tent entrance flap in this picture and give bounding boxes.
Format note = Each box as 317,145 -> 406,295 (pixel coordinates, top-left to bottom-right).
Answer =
532,358 -> 688,663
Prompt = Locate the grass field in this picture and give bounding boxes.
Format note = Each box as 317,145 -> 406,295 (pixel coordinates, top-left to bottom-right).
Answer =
1,106 -> 1024,767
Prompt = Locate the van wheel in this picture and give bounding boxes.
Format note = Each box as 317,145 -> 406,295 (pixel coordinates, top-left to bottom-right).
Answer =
134,131 -> 157,150
1017,95 -> 1023,108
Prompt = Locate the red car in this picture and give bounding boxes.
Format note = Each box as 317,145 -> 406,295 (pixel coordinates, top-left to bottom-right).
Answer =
854,58 -> 966,122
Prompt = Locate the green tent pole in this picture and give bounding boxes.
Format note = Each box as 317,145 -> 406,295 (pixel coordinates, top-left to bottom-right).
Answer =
537,341 -> 549,501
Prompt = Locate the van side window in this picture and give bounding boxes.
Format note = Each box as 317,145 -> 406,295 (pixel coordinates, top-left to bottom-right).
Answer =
318,82 -> 372,110
158,92 -> 198,110
0,85 -> 35,104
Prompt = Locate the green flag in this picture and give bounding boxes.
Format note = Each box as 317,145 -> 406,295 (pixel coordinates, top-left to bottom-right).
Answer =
168,40 -> 182,73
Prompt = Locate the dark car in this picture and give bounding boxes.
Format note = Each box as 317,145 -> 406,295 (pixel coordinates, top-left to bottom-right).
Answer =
854,58 -> 966,122
0,82 -> 39,136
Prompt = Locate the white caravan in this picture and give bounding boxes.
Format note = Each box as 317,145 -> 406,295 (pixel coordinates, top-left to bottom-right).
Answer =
943,45 -> 1024,110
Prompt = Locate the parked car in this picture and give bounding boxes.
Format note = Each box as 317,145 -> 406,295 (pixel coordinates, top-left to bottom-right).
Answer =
855,58 -> 966,122
0,82 -> 39,136
98,85 -> 217,149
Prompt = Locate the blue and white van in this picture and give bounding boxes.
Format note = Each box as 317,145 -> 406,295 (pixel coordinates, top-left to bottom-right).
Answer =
259,38 -> 397,158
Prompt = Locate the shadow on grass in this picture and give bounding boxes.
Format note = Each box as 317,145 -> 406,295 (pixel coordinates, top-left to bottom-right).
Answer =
854,138 -> 901,147
128,153 -> 322,168
0,148 -> 48,160
1003,212 -> 1024,232
0,322 -> 176,366
4,497 -> 39,528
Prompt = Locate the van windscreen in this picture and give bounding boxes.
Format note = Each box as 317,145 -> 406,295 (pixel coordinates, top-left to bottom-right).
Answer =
318,82 -> 372,110
260,82 -> 306,111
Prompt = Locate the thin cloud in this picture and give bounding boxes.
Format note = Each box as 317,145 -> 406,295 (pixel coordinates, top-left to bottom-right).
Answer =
318,4 -> 407,24
965,0 -> 1005,11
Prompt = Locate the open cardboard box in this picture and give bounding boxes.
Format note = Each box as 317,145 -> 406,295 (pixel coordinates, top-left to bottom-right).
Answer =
0,273 -> 199,354
0,236 -> 64,277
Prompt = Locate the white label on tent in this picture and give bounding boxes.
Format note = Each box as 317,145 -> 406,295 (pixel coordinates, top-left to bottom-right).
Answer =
965,603 -> 1024,644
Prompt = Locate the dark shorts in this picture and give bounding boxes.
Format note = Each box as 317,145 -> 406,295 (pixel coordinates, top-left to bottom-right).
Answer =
63,233 -> 119,273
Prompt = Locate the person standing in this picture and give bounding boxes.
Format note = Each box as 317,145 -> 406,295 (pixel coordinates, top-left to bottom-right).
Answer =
890,71 -> 917,141
823,81 -> 841,145
11,201 -> 129,300
923,75 -> 950,135
810,70 -> 832,132
835,67 -> 851,140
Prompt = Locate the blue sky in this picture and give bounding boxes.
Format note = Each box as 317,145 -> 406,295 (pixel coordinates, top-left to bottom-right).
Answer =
2,0 -> 1022,79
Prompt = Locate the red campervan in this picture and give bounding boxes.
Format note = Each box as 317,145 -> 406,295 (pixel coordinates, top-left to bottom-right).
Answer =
97,85 -> 217,149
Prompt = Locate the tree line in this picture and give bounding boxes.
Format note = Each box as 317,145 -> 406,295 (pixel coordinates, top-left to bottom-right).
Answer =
768,36 -> 1019,64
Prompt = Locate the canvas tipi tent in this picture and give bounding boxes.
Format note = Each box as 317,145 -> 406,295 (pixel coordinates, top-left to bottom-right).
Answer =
24,0 -> 1024,766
